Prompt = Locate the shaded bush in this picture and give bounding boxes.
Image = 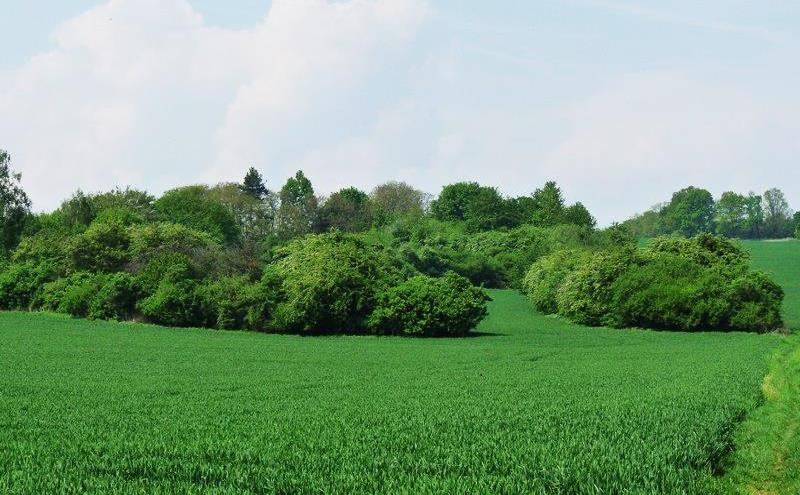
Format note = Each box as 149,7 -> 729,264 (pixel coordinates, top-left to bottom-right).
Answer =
368,272 -> 489,336
89,272 -> 140,321
195,276 -> 258,330
0,262 -> 59,310
137,278 -> 201,328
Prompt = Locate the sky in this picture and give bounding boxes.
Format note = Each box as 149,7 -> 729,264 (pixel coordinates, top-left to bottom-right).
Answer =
1,1 -> 798,225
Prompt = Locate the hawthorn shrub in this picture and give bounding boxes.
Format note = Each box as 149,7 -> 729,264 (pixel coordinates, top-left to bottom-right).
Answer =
522,249 -> 592,314
368,272 -> 489,337
70,220 -> 131,272
270,232 -> 400,334
524,234 -> 783,332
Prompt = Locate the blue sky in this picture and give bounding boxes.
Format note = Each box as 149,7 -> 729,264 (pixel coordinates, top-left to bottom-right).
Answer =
1,1 -> 798,224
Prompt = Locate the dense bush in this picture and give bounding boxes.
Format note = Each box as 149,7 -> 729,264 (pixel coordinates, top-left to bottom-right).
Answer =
270,233 -> 400,334
70,220 -> 131,272
0,262 -> 58,310
154,186 -> 240,245
138,277 -> 201,328
555,248 -> 637,327
524,235 -> 784,332
368,272 -> 489,336
522,249 -> 592,314
195,276 -> 257,330
89,272 -> 140,321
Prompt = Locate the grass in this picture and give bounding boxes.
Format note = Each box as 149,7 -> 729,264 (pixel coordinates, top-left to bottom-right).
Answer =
742,239 -> 800,331
716,336 -> 800,494
0,291 -> 781,494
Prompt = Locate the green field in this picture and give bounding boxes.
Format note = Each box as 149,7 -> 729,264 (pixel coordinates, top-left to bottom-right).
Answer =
0,291 -> 782,494
744,239 -> 800,330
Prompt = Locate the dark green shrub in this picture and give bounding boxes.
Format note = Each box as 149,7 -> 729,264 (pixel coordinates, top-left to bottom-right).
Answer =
56,273 -> 102,318
0,262 -> 58,310
195,276 -> 257,330
244,268 -> 283,332
129,222 -> 219,278
608,254 -> 703,330
70,220 -> 131,272
270,232 -> 399,334
138,278 -> 200,327
88,272 -> 140,321
11,232 -> 72,277
368,272 -> 489,336
523,249 -> 592,314
135,252 -> 196,296
725,272 -> 783,331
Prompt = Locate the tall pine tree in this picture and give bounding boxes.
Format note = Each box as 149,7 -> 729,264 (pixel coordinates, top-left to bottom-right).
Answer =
241,167 -> 268,200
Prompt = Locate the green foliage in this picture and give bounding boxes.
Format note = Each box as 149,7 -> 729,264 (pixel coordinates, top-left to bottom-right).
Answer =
523,249 -> 592,314
0,150 -> 31,255
0,262 -> 57,310
660,186 -> 715,236
530,236 -> 784,332
138,277 -> 201,328
369,272 -> 489,336
555,248 -> 637,326
646,233 -> 749,268
241,167 -> 268,200
431,182 -> 515,232
369,181 -> 426,225
69,220 -> 131,272
195,276 -> 258,330
529,181 -> 566,227
277,170 -> 318,239
154,186 -> 240,245
270,233 -> 399,334
318,187 -> 372,232
128,222 -> 218,274
89,272 -> 140,321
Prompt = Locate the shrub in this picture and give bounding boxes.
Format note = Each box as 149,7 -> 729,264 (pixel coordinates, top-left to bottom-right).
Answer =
368,272 -> 489,336
646,234 -> 748,268
555,248 -> 637,326
70,220 -> 131,272
531,239 -> 785,333
270,232 -> 400,334
129,222 -> 217,262
195,276 -> 257,330
0,262 -> 58,310
55,273 -> 102,318
129,222 -> 219,278
607,254 -> 704,330
725,272 -> 783,331
138,278 -> 201,327
135,252 -> 196,296
523,249 -> 592,314
88,272 -> 140,321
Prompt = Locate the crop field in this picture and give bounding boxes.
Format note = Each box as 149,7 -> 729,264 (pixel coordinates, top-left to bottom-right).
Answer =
0,289 -> 783,494
744,239 -> 800,330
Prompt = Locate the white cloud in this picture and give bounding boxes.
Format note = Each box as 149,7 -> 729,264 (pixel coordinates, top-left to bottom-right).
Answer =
0,0 -> 429,210
545,70 -> 800,223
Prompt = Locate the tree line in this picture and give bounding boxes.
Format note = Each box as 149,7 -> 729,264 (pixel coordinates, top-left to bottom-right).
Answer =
0,148 -> 788,334
624,186 -> 798,239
